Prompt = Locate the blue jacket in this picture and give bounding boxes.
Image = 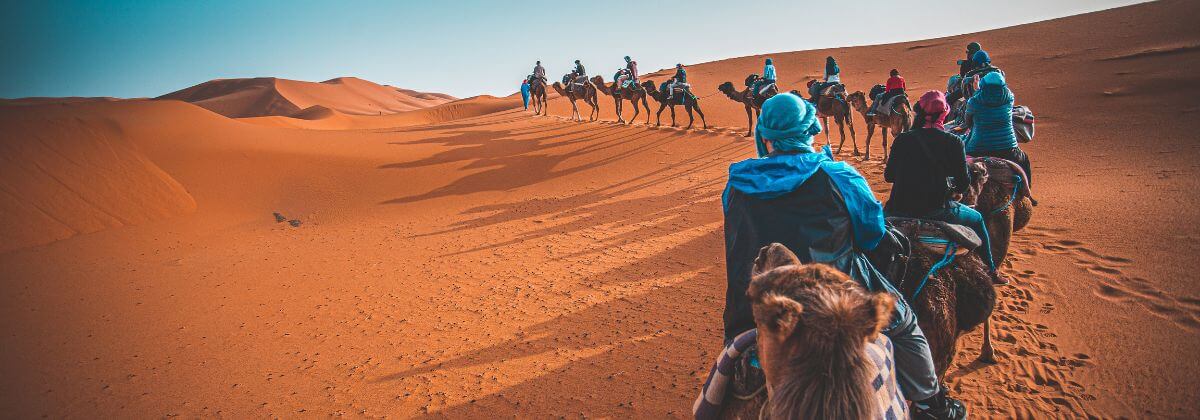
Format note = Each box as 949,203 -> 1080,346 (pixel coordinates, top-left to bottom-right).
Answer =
762,64 -> 776,81
673,68 -> 687,83
520,83 -> 530,96
964,84 -> 1017,153
722,147 -> 905,340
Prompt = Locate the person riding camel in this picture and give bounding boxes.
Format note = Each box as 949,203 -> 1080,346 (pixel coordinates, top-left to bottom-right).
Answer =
884,90 -> 1006,285
945,43 -> 980,106
752,58 -> 776,99
808,56 -> 841,102
867,68 -> 906,117
533,60 -> 546,83
958,72 -> 1033,186
616,55 -> 638,91
666,63 -> 688,99
722,92 -> 968,420
961,50 -> 1003,98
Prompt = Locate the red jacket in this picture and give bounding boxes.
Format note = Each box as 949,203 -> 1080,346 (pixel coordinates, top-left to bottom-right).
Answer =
886,76 -> 906,92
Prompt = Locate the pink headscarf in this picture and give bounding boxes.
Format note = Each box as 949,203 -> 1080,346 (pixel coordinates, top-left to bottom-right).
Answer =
917,90 -> 949,130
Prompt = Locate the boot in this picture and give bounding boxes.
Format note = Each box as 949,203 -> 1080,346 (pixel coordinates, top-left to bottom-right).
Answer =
912,387 -> 968,420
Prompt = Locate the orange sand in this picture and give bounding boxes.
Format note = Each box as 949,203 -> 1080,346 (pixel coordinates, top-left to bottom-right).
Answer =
2,1 -> 1198,418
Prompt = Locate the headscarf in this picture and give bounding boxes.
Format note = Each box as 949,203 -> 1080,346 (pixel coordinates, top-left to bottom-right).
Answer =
972,50 -> 991,66
754,93 -> 822,157
825,56 -> 839,76
765,58 -> 773,65
916,90 -> 949,130
970,71 -> 1014,107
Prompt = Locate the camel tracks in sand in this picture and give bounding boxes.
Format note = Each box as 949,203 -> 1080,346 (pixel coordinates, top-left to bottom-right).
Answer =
1022,228 -> 1200,332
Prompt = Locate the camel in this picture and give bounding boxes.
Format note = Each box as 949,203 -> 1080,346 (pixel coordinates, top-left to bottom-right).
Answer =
642,80 -> 708,130
717,81 -> 777,137
551,80 -> 600,122
847,91 -> 911,161
962,157 -> 1035,269
528,77 -> 548,116
710,243 -> 905,419
800,84 -> 857,156
886,218 -> 998,373
591,75 -> 651,125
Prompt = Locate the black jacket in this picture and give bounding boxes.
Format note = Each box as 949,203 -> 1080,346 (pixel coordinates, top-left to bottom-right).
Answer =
883,128 -> 971,217
723,169 -> 902,342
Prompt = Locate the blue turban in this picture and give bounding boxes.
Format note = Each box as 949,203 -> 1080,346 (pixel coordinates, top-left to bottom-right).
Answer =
972,49 -> 991,65
980,71 -> 1005,87
765,58 -> 773,65
754,93 -> 822,157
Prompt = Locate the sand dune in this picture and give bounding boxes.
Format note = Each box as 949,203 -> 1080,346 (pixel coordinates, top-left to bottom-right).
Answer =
1,0 -> 1198,418
238,94 -> 523,130
157,76 -> 456,118
0,101 -> 196,253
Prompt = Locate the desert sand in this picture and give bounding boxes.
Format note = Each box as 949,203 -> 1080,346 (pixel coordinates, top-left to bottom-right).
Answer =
1,0 -> 1198,418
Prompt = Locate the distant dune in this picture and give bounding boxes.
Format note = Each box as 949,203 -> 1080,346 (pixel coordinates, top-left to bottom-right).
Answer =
239,94 -> 522,130
156,76 -> 456,118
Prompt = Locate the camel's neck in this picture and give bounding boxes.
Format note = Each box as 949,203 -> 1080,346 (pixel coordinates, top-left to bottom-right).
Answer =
849,97 -> 869,114
770,344 -> 876,419
552,83 -> 569,97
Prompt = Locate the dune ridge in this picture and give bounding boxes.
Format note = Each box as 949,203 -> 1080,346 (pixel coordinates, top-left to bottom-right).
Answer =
0,104 -> 196,253
157,76 -> 456,118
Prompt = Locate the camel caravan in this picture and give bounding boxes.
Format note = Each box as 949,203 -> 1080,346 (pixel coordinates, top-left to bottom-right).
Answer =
525,43 -> 1036,419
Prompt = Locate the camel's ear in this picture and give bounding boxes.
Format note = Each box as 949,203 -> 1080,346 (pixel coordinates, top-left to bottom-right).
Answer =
756,293 -> 805,336
753,243 -> 801,276
865,293 -> 896,337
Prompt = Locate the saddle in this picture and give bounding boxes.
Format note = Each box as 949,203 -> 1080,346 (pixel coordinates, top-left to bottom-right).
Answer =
870,218 -> 981,287
874,92 -> 909,117
966,156 -> 1034,206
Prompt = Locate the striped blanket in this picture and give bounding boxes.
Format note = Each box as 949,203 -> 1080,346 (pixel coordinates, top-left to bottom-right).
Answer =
693,329 -> 908,420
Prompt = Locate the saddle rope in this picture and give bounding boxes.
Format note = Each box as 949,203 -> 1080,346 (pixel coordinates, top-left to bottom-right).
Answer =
910,236 -> 958,301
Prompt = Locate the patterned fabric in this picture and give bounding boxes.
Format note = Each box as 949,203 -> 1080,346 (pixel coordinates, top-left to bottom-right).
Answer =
693,330 -> 909,420
693,329 -> 759,420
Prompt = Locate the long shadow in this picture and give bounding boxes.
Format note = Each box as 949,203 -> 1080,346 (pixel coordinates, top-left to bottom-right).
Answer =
374,234 -> 727,417
406,139 -> 745,244
380,124 -> 699,205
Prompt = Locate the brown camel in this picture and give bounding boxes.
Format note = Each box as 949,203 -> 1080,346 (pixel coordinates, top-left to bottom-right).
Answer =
642,80 -> 707,130
847,91 -> 911,161
886,218 -> 998,373
714,243 -> 903,419
798,85 -> 857,155
717,81 -> 777,137
961,157 -> 1035,269
528,77 -> 548,116
591,75 -> 650,125
550,80 -> 600,122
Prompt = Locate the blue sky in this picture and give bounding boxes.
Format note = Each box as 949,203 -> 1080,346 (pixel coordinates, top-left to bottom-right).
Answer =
0,0 -> 1145,99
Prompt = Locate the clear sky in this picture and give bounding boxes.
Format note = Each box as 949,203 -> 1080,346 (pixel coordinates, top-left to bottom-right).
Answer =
0,0 -> 1146,99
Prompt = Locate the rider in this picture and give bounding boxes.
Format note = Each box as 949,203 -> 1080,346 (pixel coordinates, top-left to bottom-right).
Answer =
667,63 -> 688,99
884,90 -> 1004,285
808,56 -> 841,102
533,60 -> 546,83
722,92 -> 968,420
959,72 -> 1032,185
946,43 -> 980,106
868,69 -> 906,117
616,55 -> 638,90
573,59 -> 587,82
754,58 -> 777,97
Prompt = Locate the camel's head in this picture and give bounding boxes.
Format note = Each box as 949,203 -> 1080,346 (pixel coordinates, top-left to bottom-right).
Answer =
960,159 -> 989,206
641,80 -> 657,92
717,81 -> 735,94
746,244 -> 894,396
847,91 -> 867,107
590,75 -> 604,85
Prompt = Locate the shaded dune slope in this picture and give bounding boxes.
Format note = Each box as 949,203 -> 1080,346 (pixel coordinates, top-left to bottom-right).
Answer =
157,77 -> 456,118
